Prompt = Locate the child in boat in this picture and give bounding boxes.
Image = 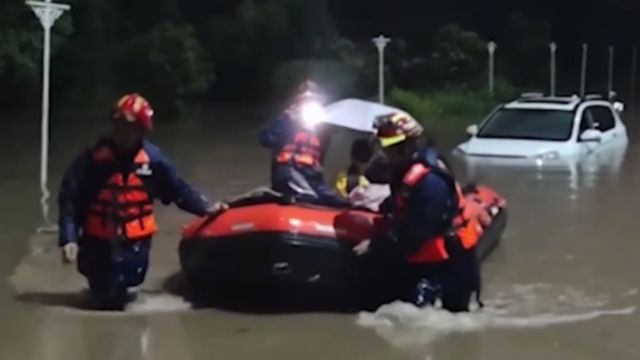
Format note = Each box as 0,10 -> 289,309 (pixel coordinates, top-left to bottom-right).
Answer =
335,138 -> 374,197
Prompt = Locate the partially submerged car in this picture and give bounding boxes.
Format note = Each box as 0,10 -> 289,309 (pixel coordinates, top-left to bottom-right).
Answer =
454,94 -> 628,164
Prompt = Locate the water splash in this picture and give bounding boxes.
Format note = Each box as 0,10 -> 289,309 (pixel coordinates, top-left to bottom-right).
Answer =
356,283 -> 636,348
125,293 -> 193,314
51,293 -> 195,317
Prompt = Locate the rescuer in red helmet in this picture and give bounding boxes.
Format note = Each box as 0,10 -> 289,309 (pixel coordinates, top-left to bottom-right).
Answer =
57,93 -> 227,310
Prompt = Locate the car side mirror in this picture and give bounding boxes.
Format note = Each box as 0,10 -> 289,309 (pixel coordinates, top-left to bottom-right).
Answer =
613,101 -> 625,114
466,124 -> 479,136
580,129 -> 602,143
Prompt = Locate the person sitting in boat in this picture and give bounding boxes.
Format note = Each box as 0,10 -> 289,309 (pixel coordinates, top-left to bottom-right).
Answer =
57,93 -> 228,310
335,138 -> 373,197
334,138 -> 392,212
353,112 -> 483,313
258,80 -> 348,207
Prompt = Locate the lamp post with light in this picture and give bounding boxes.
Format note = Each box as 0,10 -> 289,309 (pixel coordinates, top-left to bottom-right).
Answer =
372,35 -> 391,104
487,41 -> 497,96
25,0 -> 71,233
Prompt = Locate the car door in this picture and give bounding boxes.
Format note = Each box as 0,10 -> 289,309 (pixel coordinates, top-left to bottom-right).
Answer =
610,106 -> 628,140
576,106 -> 601,155
589,105 -> 618,144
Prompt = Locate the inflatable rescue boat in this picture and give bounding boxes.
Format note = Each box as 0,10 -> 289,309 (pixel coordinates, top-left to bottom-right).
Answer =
178,184 -> 507,308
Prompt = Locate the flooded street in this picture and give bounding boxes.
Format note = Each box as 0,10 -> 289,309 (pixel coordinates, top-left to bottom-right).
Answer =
2,107 -> 640,359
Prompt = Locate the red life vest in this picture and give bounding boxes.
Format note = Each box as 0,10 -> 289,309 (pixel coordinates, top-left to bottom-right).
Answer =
394,161 -> 480,264
276,128 -> 321,167
84,146 -> 158,241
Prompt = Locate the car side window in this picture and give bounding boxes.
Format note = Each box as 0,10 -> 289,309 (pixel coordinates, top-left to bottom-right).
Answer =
590,106 -> 616,132
579,107 -> 596,134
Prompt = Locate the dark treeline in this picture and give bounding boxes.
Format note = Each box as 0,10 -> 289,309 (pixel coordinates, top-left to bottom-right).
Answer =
1,0 -> 639,117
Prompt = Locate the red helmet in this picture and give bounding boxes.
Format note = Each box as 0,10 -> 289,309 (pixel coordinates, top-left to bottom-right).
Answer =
374,112 -> 424,148
113,93 -> 154,130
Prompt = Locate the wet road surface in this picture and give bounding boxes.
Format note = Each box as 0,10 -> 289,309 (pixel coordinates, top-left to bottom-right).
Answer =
2,108 -> 640,359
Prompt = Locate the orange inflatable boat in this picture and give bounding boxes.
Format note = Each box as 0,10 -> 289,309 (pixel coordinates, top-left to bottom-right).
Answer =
179,185 -> 507,308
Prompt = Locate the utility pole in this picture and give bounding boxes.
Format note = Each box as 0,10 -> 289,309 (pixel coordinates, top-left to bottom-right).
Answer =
580,43 -> 588,97
550,42 -> 557,96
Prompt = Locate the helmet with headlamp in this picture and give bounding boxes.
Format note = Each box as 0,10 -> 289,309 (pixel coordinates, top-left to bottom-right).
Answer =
288,80 -> 326,129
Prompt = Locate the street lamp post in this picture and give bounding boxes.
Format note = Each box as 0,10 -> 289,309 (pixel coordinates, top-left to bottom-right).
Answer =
550,42 -> 557,96
26,0 -> 71,233
487,41 -> 497,97
372,35 -> 391,104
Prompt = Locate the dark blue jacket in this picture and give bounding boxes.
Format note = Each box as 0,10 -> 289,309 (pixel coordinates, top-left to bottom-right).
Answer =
258,113 -> 294,151
58,138 -> 210,246
258,112 -> 330,165
390,148 -> 458,254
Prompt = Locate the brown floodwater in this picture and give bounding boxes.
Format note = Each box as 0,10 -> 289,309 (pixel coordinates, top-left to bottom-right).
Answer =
2,107 -> 639,360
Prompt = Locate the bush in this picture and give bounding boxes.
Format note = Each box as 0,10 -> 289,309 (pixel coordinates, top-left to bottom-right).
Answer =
389,82 -> 520,122
388,88 -> 440,120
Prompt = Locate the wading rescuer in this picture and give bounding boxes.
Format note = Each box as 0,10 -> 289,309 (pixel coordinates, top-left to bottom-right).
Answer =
353,112 -> 482,312
258,81 -> 347,206
57,93 -> 228,310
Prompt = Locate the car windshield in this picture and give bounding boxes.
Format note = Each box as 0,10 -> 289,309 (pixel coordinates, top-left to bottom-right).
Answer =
477,108 -> 575,141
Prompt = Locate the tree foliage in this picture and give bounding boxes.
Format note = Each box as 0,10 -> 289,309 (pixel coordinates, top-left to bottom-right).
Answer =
0,2 -> 72,108
430,24 -> 487,89
1,0 -> 638,113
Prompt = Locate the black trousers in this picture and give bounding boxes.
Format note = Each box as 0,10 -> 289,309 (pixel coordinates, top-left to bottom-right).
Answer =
77,236 -> 152,310
399,247 -> 481,312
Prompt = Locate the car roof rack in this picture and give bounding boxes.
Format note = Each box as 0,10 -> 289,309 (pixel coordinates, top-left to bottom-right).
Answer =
583,94 -> 605,100
519,92 -> 545,99
514,93 -> 582,105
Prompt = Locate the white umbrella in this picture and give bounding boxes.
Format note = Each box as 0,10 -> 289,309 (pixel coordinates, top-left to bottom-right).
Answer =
323,98 -> 409,133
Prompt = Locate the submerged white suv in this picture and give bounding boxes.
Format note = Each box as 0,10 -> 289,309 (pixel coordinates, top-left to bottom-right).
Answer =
454,94 -> 628,161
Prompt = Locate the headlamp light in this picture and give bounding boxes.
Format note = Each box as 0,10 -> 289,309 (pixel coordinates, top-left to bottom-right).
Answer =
299,101 -> 326,128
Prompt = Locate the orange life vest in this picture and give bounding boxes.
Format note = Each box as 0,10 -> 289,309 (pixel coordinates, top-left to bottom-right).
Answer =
394,162 -> 480,264
84,147 -> 158,240
276,128 -> 321,167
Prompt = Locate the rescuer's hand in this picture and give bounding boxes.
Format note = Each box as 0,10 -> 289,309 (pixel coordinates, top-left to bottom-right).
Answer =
206,202 -> 229,216
62,243 -> 79,263
352,239 -> 371,256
